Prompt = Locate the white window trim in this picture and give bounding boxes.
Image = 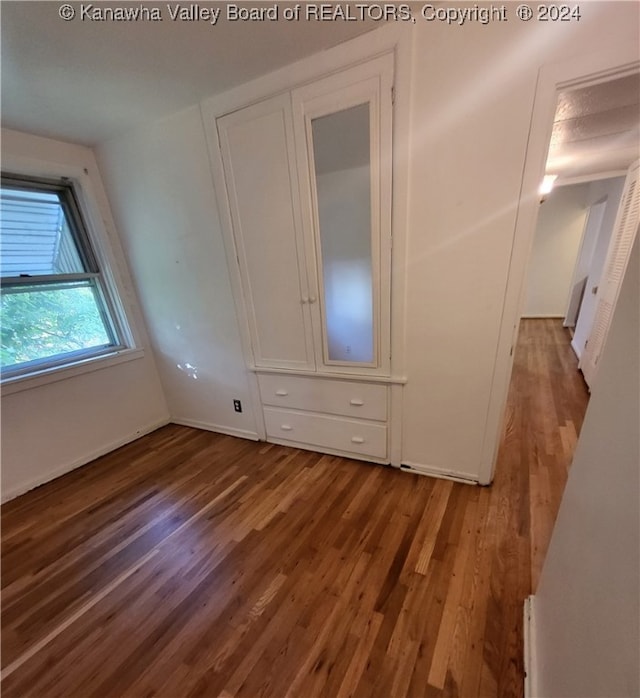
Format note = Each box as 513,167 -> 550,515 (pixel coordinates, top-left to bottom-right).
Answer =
0,346 -> 145,395
1,154 -> 145,393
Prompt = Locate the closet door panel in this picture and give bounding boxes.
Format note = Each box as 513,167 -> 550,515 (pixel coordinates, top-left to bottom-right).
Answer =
291,55 -> 393,376
218,96 -> 315,370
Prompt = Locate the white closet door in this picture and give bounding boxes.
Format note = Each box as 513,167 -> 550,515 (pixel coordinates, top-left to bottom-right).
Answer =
218,95 -> 315,370
581,159 -> 639,388
291,54 -> 393,376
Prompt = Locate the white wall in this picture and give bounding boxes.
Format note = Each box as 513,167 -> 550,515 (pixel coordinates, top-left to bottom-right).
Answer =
522,184 -> 590,318
96,106 -> 257,438
531,237 -> 639,697
1,130 -> 169,502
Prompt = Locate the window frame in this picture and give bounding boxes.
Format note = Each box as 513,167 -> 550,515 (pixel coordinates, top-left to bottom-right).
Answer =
1,169 -> 140,390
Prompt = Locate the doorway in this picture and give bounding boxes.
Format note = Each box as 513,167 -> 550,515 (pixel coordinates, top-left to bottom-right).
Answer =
491,62 -> 639,585
522,174 -> 626,378
479,46 -> 640,487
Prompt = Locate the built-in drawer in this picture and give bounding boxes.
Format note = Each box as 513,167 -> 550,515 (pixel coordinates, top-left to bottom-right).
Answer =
263,407 -> 387,460
257,374 -> 387,422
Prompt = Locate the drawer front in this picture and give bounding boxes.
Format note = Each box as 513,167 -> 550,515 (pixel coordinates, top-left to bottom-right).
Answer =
263,407 -> 387,460
258,374 -> 387,421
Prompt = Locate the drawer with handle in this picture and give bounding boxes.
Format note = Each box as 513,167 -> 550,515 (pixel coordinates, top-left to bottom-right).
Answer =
263,407 -> 387,459
257,374 -> 387,421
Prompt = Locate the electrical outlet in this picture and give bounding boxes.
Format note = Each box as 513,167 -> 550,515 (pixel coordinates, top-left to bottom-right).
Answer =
233,399 -> 242,413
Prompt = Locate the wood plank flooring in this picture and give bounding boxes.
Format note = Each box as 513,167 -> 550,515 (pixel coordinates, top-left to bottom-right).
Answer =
1,319 -> 589,697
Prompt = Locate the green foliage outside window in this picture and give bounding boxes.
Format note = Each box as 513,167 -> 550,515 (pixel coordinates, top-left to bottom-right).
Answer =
1,285 -> 111,368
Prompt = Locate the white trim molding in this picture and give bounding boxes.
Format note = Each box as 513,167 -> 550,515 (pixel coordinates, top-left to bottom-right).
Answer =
1,418 -> 170,503
1,348 -> 145,396
169,418 -> 259,442
399,460 -> 479,485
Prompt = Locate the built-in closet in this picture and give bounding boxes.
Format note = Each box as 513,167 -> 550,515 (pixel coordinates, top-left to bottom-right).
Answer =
214,54 -> 399,463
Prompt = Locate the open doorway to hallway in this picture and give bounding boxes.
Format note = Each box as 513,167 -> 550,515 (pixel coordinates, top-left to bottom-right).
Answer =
522,175 -> 625,373
501,71 -> 639,591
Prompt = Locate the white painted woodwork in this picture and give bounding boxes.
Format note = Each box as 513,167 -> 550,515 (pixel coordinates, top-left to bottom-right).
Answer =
292,56 -> 393,376
263,407 -> 387,459
216,60 -> 393,378
217,94 -> 315,371
257,373 -> 387,421
581,159 -> 639,387
214,56 -> 394,462
570,177 -> 625,360
564,198 -> 606,328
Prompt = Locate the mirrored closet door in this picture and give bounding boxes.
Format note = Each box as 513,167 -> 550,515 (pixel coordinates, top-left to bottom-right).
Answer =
293,65 -> 392,374
218,54 -> 393,377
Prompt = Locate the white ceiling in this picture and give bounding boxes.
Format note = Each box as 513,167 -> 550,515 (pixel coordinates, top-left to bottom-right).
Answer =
2,2 -> 639,181
548,73 -> 640,181
1,1 -> 378,146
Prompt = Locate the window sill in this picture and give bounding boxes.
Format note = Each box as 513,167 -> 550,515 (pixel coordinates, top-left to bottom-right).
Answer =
0,347 -> 145,396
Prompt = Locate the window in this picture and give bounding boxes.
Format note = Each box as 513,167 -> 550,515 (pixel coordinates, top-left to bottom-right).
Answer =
1,174 -> 128,380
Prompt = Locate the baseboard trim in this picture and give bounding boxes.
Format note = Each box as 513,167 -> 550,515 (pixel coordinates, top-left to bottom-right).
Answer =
524,595 -> 538,698
521,314 -> 564,319
398,460 -> 479,485
1,417 -> 171,504
169,418 -> 259,442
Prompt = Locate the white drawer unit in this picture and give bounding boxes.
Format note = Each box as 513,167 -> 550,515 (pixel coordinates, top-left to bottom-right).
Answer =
257,374 -> 387,422
263,407 -> 387,460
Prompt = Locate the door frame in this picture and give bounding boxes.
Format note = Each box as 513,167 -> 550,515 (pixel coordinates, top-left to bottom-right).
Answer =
580,159 -> 639,388
477,41 -> 640,485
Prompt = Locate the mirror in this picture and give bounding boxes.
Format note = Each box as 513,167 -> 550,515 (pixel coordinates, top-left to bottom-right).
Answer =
311,103 -> 374,364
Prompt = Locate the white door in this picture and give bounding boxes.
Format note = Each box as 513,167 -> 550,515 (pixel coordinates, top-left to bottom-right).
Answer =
291,55 -> 393,376
581,159 -> 639,388
564,199 -> 607,329
218,94 -> 316,371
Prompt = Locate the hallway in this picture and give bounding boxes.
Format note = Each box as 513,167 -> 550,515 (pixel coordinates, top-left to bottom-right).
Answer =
504,318 -> 590,589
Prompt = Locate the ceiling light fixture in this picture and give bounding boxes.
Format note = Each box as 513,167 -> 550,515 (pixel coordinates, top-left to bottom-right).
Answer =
539,174 -> 558,196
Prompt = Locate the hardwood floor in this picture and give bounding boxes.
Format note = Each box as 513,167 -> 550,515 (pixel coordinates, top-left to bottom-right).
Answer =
1,319 -> 589,698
